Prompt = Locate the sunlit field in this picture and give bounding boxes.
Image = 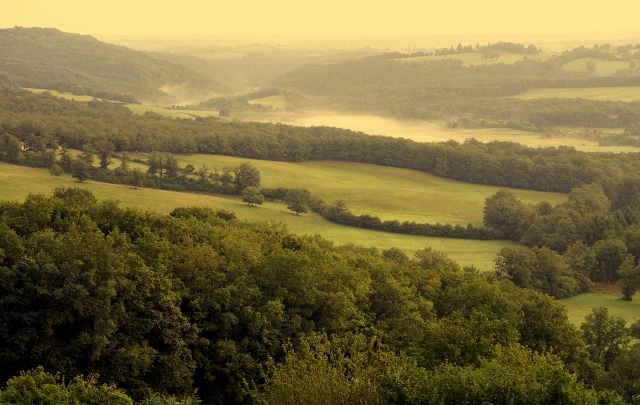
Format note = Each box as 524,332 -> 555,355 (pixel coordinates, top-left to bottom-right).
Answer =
561,292 -> 640,326
26,88 -> 99,102
395,52 -> 556,66
263,113 -> 637,152
194,52 -> 245,59
514,86 -> 640,102
24,88 -> 220,118
121,154 -> 568,227
124,104 -> 219,118
0,161 -> 515,270
561,58 -> 632,76
248,94 -> 287,109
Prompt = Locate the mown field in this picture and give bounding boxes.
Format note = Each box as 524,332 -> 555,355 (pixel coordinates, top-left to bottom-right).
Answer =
0,161 -> 514,270
561,58 -> 632,76
395,52 -> 556,66
561,291 -> 640,326
125,103 -> 219,118
123,154 -> 568,227
248,94 -> 287,109
24,88 -> 220,118
514,86 -> 640,102
268,113 -> 637,153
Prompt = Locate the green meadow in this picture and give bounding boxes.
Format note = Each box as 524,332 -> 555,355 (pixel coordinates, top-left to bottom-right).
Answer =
514,86 -> 640,102
270,113 -> 638,153
0,161 -> 513,270
24,88 -> 219,118
561,58 -> 632,76
248,94 -> 287,109
126,154 -> 568,227
395,52 -> 556,66
561,292 -> 640,326
26,88 -> 99,102
124,104 -> 219,118
194,52 -> 245,59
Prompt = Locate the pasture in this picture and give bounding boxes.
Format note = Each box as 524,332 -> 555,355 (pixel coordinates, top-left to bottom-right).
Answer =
26,88 -> 98,102
395,52 -> 556,66
194,52 -> 245,59
248,94 -> 287,110
269,113 -> 637,153
24,88 -> 219,118
561,291 -> 640,326
514,86 -> 640,102
0,161 -> 514,270
124,104 -> 219,118
133,154 -> 568,227
561,58 -> 632,76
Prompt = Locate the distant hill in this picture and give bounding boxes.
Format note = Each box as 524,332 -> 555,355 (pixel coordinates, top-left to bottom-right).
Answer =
0,27 -> 230,104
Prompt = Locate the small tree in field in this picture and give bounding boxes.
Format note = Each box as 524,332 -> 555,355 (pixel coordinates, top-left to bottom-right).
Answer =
49,163 -> 64,179
242,186 -> 264,206
130,168 -> 145,189
285,188 -> 310,215
71,158 -> 91,182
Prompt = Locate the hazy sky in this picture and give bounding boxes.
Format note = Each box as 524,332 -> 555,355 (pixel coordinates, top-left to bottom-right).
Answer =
2,0 -> 640,36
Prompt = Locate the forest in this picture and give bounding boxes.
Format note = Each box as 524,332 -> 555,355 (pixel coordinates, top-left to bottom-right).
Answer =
0,27 -> 229,104
1,187 -> 640,405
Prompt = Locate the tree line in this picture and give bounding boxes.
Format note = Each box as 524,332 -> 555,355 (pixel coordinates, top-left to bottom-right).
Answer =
4,87 -> 640,203
479,185 -> 640,300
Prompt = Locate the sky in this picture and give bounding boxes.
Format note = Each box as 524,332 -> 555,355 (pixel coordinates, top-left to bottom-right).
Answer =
2,0 -> 640,37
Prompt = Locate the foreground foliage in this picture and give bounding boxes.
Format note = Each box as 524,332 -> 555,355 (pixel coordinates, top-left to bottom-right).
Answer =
1,188 -> 634,403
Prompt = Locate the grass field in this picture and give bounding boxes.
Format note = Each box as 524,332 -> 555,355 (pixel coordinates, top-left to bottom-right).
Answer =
514,87 -> 640,102
26,88 -> 99,102
24,88 -> 219,118
270,113 -> 638,153
395,52 -> 556,66
248,95 -> 287,110
561,291 -> 640,326
124,104 -> 219,118
561,58 -> 631,76
0,161 -> 514,270
194,52 -> 245,59
123,154 -> 567,227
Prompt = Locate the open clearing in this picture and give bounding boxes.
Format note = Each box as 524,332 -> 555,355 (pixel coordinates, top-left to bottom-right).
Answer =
24,88 -> 219,118
395,52 -> 556,66
561,291 -> 640,326
0,161 -> 514,270
125,104 -> 219,118
194,52 -> 245,59
124,154 -> 568,227
248,95 -> 287,110
514,86 -> 640,102
264,113 -> 637,153
561,58 -> 632,76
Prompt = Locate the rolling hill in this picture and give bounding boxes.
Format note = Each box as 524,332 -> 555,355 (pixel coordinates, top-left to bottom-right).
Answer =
0,27 -> 229,104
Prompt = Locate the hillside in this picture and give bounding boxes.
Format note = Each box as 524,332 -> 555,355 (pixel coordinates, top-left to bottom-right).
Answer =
0,27 -> 229,104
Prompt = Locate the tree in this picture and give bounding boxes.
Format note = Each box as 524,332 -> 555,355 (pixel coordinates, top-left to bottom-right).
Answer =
242,186 -> 264,206
587,60 -> 596,73
71,158 -> 91,182
0,133 -> 22,163
284,188 -> 309,215
581,307 -> 630,369
115,152 -> 130,181
94,139 -> 114,169
617,256 -> 640,300
49,163 -> 64,179
234,162 -> 261,194
130,168 -> 145,189
0,367 -> 133,405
